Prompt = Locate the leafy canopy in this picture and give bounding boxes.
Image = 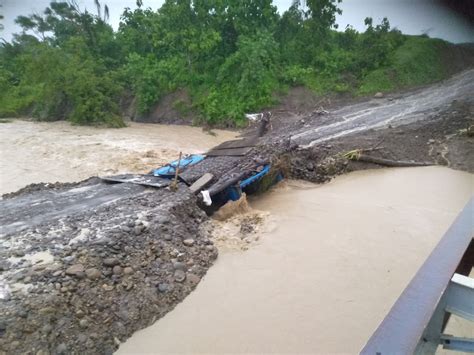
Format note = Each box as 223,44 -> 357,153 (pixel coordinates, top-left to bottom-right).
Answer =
0,0 -> 446,126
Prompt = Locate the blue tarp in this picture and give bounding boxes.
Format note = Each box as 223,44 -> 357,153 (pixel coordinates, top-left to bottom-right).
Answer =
153,154 -> 205,177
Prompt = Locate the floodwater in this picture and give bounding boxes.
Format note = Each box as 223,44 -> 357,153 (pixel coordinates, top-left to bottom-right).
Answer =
0,120 -> 236,195
117,166 -> 473,354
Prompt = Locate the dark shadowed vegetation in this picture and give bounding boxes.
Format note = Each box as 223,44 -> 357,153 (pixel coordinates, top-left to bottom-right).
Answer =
0,0 -> 466,126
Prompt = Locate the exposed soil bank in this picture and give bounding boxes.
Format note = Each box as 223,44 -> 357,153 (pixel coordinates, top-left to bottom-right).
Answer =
287,93 -> 474,184
117,167 -> 473,354
0,120 -> 237,195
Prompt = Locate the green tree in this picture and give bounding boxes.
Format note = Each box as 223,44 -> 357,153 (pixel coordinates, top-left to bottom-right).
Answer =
0,0 -> 449,126
203,31 -> 280,123
3,1 -> 123,126
275,2 -> 306,64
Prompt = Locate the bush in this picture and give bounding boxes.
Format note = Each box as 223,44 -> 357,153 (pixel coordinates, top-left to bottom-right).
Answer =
0,83 -> 41,117
358,36 -> 446,95
125,54 -> 186,114
358,69 -> 395,94
200,31 -> 280,124
65,67 -> 124,127
391,36 -> 445,86
281,65 -> 315,86
1,1 -> 456,127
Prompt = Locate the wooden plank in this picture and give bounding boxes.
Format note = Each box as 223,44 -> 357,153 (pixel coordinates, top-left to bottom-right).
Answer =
206,147 -> 253,157
207,171 -> 249,196
211,137 -> 259,150
189,173 -> 214,193
101,174 -> 171,188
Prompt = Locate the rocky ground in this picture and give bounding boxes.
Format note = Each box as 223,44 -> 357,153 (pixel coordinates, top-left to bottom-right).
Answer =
0,69 -> 473,354
0,183 -> 217,354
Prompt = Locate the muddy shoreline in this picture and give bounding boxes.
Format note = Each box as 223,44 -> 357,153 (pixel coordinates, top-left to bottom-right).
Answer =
1,71 -> 473,354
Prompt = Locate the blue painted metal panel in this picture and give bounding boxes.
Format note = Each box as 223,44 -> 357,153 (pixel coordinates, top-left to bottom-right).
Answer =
227,186 -> 242,201
239,164 -> 270,189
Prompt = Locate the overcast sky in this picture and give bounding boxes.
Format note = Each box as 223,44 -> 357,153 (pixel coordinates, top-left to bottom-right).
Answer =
1,0 -> 473,43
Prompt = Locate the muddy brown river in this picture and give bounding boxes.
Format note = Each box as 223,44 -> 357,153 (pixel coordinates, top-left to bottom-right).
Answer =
117,166 -> 473,354
0,120 -> 236,195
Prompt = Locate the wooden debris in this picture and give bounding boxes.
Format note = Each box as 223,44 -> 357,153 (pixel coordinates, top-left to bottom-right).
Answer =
170,152 -> 182,192
342,148 -> 432,167
207,170 -> 249,196
189,173 -> 214,194
206,147 -> 253,157
211,137 -> 259,150
257,112 -> 272,137
356,154 -> 433,167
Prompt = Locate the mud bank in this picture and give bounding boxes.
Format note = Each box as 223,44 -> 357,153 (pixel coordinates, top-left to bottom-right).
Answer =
0,120 -> 236,195
287,96 -> 474,183
117,167 -> 473,354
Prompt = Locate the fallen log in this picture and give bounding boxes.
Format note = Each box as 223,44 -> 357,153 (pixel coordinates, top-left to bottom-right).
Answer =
356,154 -> 433,167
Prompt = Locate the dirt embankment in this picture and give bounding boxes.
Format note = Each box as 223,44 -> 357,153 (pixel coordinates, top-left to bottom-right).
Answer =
288,98 -> 474,182
132,90 -> 195,125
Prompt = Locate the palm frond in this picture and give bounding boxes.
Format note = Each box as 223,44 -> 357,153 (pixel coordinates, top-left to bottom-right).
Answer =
94,0 -> 102,18
104,4 -> 109,22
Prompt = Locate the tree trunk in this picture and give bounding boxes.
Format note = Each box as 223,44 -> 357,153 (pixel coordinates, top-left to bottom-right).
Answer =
356,154 -> 433,167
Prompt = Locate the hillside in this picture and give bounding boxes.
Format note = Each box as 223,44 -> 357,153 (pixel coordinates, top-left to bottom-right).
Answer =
1,1 -> 473,127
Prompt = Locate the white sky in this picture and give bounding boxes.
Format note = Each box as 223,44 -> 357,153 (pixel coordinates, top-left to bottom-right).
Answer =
1,0 -> 473,43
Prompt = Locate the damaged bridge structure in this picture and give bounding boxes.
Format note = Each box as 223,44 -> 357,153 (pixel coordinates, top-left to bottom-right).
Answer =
0,70 -> 473,354
0,116 -> 295,354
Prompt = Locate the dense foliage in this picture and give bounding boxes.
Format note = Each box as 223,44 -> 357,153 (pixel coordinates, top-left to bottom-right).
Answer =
0,0 -> 452,126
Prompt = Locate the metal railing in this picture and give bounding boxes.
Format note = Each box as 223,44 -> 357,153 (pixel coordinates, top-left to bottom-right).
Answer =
361,197 -> 474,354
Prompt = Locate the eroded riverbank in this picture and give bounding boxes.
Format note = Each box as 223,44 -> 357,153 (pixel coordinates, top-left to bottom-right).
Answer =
117,167 -> 473,354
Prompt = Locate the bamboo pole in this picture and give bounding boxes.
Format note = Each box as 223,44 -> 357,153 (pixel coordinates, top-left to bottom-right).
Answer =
170,151 -> 182,192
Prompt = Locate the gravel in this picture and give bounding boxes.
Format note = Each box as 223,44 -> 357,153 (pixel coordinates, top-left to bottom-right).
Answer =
0,185 -> 217,354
